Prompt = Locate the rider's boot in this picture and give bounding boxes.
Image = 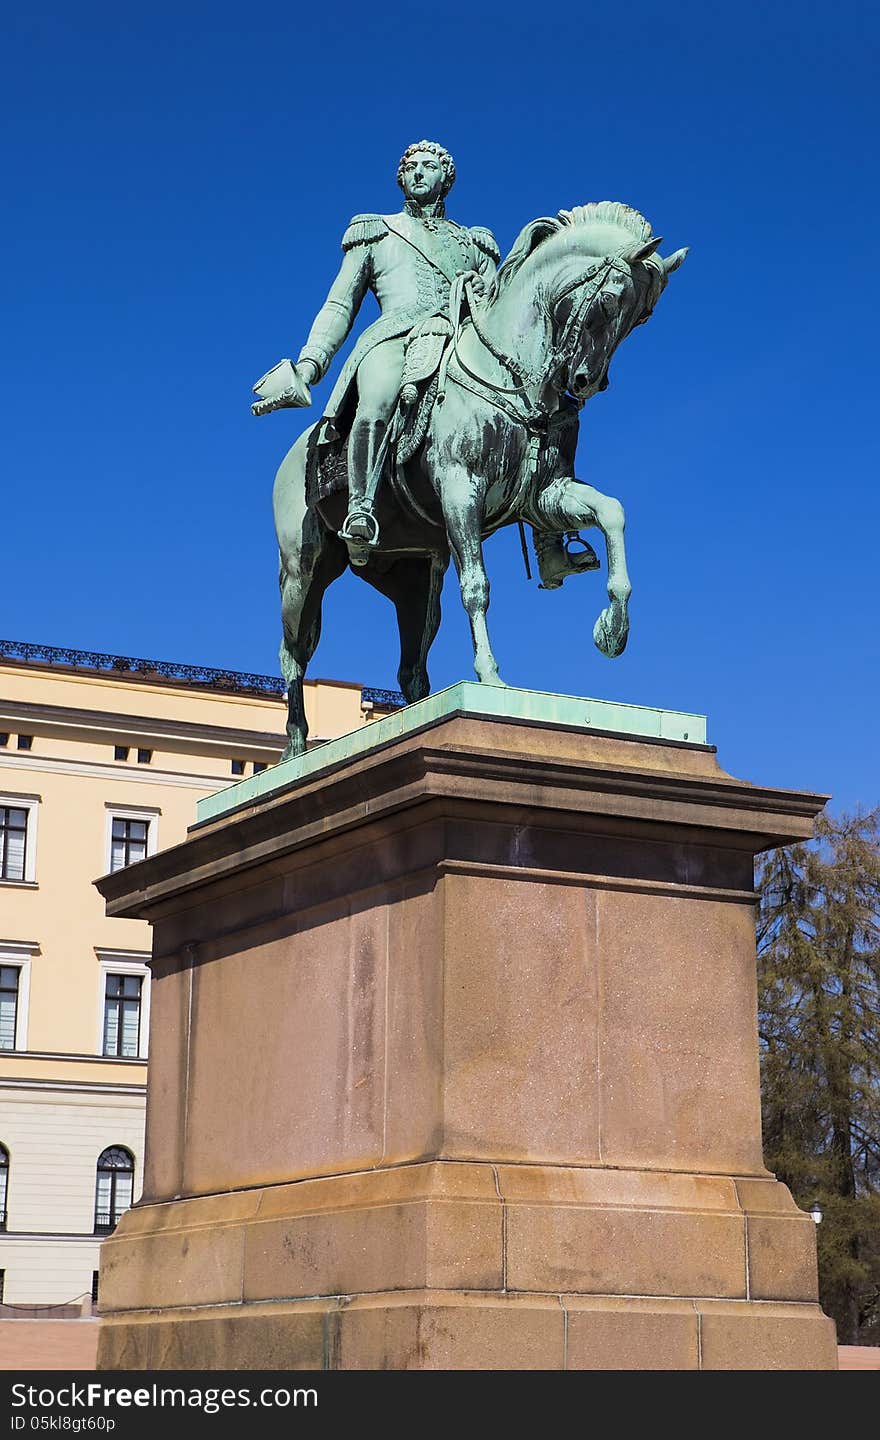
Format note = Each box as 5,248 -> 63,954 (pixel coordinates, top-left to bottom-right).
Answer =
533,529 -> 601,590
340,419 -> 384,566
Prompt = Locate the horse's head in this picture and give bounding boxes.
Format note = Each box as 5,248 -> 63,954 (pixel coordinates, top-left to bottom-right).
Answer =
553,204 -> 688,401
495,201 -> 687,402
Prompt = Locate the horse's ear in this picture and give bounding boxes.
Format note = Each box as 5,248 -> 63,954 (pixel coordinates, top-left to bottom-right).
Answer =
663,246 -> 689,274
625,236 -> 663,262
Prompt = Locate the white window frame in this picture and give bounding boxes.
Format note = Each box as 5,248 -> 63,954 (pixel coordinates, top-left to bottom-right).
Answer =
0,792 -> 39,886
104,804 -> 159,875
96,950 -> 151,1060
0,940 -> 37,1050
94,1144 -> 137,1233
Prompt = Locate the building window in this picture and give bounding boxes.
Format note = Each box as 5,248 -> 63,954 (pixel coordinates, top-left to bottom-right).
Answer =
91,1270 -> 100,1305
110,817 -> 149,872
0,970 -> 19,1051
96,952 -> 150,1060
16,736 -> 33,751
0,807 -> 28,883
0,1269 -> 5,1302
253,762 -> 268,775
0,734 -> 8,748
102,973 -> 142,1057
114,746 -> 129,762
0,944 -> 33,1050
0,1145 -> 8,1230
105,807 -> 158,875
136,749 -> 152,765
94,1147 -> 134,1234
0,795 -> 38,885
231,759 -> 245,776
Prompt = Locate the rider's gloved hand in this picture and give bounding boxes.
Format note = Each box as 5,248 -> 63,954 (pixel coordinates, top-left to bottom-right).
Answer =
296,359 -> 320,386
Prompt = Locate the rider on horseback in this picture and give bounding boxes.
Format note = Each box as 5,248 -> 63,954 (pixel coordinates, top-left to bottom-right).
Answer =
291,141 -> 491,561
288,141 -> 591,586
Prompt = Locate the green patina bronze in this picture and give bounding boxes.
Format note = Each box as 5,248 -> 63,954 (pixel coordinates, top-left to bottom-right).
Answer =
254,141 -> 687,759
197,683 -> 707,825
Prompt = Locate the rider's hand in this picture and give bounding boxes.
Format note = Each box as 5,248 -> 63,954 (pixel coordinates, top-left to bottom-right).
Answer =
296,359 -> 320,387
470,274 -> 486,297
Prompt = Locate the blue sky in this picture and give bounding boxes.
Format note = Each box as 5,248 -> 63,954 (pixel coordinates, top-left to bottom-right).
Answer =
2,2 -> 878,811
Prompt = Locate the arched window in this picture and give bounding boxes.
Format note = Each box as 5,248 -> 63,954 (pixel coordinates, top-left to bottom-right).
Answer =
94,1146 -> 134,1234
0,1145 -> 8,1231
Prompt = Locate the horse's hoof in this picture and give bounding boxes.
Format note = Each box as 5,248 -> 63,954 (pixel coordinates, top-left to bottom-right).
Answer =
593,608 -> 629,659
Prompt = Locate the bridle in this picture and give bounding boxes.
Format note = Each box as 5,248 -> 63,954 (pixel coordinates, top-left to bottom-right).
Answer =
428,251 -> 642,569
551,255 -> 634,399
439,253 -> 633,420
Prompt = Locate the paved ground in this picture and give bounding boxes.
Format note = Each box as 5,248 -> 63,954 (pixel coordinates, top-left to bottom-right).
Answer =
0,1322 -> 876,1371
838,1345 -> 880,1370
0,1319 -> 99,1370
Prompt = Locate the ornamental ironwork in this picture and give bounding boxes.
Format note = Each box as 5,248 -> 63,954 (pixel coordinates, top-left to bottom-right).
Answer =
362,686 -> 406,708
0,639 -> 404,709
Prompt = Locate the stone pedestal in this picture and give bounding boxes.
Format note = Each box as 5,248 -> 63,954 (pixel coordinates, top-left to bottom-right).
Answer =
95,686 -> 837,1369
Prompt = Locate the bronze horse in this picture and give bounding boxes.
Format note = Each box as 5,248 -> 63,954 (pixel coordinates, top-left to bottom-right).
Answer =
272,202 -> 686,758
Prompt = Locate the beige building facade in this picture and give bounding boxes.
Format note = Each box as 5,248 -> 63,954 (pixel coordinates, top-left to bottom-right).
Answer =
0,639 -> 400,1305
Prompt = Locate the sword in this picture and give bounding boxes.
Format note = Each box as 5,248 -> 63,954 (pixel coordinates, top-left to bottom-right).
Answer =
518,521 -> 533,581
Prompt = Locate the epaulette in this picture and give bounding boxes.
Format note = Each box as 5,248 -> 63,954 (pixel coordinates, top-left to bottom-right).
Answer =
341,214 -> 388,251
469,226 -> 501,263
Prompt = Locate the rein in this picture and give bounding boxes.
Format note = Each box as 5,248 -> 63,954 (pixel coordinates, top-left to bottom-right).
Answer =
440,253 -> 625,425
434,253 -> 631,577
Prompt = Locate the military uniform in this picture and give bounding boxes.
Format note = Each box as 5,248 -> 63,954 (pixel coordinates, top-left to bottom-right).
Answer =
298,205 -> 500,434
295,203 -> 597,588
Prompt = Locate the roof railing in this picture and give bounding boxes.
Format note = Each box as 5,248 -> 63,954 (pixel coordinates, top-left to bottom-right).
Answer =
0,639 -> 404,708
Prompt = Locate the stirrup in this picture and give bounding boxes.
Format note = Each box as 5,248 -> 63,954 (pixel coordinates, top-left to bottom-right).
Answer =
339,505 -> 379,566
338,507 -> 380,547
563,530 -> 598,565
535,529 -> 599,590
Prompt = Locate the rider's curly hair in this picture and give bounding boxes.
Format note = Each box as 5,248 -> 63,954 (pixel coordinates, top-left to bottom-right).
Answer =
397,141 -> 456,198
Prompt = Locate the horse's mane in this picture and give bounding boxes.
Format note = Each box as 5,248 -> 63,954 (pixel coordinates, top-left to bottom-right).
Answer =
496,202 -> 653,293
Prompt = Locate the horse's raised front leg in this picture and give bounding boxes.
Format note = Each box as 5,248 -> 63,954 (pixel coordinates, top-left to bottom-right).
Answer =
535,478 -> 632,657
441,467 -> 505,685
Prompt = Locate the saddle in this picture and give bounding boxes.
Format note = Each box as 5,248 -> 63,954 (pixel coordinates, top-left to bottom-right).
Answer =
306,313 -> 454,506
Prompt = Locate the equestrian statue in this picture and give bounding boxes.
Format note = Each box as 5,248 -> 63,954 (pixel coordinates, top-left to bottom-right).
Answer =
253,140 -> 687,759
